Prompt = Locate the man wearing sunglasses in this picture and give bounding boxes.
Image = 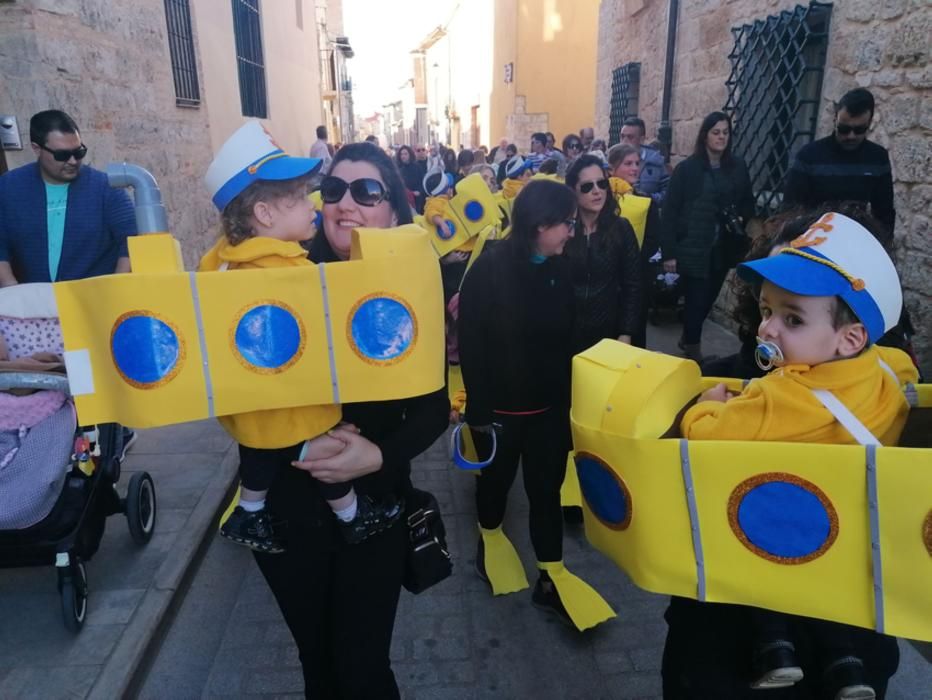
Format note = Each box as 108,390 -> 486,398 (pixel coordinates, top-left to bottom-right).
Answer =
0,109 -> 136,287
783,88 -> 895,238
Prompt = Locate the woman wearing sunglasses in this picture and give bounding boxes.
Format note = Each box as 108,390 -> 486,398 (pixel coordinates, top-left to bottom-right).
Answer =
563,154 -> 642,355
660,111 -> 756,363
458,179 -> 615,632
255,142 -> 448,699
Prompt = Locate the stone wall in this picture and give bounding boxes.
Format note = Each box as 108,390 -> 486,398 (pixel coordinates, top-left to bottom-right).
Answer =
596,0 -> 932,374
504,95 -> 551,149
0,0 -> 218,267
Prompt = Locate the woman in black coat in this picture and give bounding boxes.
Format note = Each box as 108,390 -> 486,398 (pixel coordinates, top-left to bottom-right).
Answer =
395,144 -> 425,214
660,111 -> 755,362
563,154 -> 642,354
458,179 -> 614,632
255,143 -> 448,699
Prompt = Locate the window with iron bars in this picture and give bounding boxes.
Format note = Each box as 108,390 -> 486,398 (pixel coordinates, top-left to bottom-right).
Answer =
724,2 -> 832,215
232,0 -> 268,119
608,62 -> 640,147
163,0 -> 200,107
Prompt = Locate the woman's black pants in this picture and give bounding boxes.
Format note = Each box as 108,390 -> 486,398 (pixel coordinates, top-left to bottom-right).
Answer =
253,520 -> 406,699
475,408 -> 568,563
681,265 -> 729,345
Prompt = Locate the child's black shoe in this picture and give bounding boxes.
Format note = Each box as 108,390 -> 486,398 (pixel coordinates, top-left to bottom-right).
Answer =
750,640 -> 804,689
220,506 -> 285,554
823,656 -> 875,700
340,495 -> 403,544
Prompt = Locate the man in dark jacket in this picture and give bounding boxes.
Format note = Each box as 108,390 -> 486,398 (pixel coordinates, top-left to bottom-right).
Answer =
0,110 -> 136,286
783,88 -> 895,239
620,117 -> 669,205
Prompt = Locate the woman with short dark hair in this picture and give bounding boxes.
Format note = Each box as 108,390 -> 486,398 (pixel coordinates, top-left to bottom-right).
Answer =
458,179 -> 615,632
660,111 -> 755,361
395,144 -> 425,213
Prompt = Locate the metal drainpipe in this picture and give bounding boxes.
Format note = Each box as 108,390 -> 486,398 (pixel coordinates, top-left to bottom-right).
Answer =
657,0 -> 680,162
106,162 -> 169,234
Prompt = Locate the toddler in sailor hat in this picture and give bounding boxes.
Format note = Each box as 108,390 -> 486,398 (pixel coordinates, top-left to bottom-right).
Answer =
201,121 -> 401,554
680,212 -> 918,696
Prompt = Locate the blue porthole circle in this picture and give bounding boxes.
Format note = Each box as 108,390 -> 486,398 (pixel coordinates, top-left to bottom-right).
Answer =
233,302 -> 305,373
436,219 -> 457,240
728,473 -> 838,564
464,200 -> 484,222
348,294 -> 417,365
575,452 -> 632,530
111,312 -> 184,388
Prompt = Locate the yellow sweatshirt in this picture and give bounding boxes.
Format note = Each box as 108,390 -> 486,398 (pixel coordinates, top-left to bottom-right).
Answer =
198,236 -> 341,448
681,346 -> 917,446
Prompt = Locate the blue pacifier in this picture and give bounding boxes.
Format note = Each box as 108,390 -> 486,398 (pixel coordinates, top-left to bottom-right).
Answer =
754,337 -> 784,371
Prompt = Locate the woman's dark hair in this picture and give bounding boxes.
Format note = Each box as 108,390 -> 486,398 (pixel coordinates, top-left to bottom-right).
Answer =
505,144 -> 517,157
693,111 -> 735,167
731,202 -> 894,345
395,145 -> 415,166
538,158 -> 559,175
565,154 -> 619,231
457,149 -> 475,171
507,180 -> 576,261
442,148 -> 457,173
328,142 -> 413,225
562,134 -> 582,153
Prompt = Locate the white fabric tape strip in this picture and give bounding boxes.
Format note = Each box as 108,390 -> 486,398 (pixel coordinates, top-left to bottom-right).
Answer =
63,349 -> 95,396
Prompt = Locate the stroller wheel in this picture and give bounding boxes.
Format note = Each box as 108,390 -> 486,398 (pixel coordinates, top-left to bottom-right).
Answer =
126,472 -> 157,545
59,559 -> 88,633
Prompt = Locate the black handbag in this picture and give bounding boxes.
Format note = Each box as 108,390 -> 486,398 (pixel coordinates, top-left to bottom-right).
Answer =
402,488 -> 453,594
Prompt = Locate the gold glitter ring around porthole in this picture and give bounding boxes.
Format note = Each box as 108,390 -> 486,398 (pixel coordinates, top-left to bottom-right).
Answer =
346,292 -> 419,367
110,310 -> 186,390
229,299 -> 307,375
923,509 -> 932,557
727,472 -> 839,565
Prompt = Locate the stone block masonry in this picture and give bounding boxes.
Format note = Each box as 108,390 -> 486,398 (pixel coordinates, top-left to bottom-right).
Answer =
595,0 -> 932,374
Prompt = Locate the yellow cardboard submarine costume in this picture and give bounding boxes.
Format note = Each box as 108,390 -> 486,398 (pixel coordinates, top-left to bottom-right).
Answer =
49,124 -> 445,431
568,214 -> 931,642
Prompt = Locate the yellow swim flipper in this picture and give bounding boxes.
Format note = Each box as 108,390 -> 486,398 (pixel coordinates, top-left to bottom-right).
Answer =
560,451 -> 582,508
538,561 -> 615,631
479,526 -> 528,595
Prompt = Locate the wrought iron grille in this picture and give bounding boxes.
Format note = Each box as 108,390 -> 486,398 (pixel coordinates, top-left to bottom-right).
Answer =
232,0 -> 268,119
164,0 -> 200,107
608,62 -> 641,146
724,2 -> 832,214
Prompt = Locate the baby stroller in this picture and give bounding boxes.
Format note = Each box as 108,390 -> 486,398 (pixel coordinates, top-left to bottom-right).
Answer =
647,249 -> 683,326
0,283 -> 156,632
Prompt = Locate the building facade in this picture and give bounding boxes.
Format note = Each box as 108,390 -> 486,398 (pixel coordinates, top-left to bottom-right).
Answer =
596,0 -> 931,372
0,0 -> 348,264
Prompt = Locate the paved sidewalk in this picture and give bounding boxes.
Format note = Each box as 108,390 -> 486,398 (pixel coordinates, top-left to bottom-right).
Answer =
0,420 -> 238,699
139,321 -> 931,699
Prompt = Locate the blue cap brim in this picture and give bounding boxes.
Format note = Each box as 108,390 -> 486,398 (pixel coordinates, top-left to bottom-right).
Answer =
738,250 -> 885,343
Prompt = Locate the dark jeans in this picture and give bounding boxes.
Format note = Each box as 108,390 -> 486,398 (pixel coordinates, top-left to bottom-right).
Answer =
239,443 -> 352,501
681,264 -> 729,345
475,408 -> 569,562
254,520 -> 406,699
662,597 -> 899,699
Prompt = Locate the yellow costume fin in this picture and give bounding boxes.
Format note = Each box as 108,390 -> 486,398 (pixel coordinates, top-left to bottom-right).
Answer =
480,526 -> 529,595
218,485 -> 239,529
538,560 -> 615,631
560,451 -> 582,507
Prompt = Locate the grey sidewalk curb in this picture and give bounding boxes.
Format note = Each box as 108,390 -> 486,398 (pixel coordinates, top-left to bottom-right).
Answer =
86,443 -> 239,700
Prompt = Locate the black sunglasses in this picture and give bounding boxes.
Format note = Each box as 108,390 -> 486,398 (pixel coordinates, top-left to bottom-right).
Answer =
578,179 -> 609,194
567,142 -> 583,151
320,176 -> 388,207
37,143 -> 88,162
836,124 -> 869,136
